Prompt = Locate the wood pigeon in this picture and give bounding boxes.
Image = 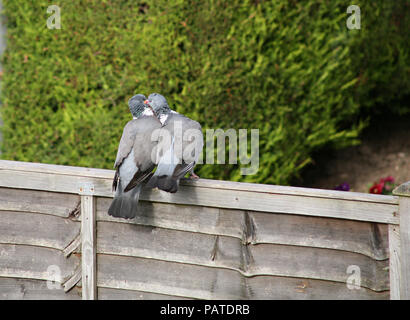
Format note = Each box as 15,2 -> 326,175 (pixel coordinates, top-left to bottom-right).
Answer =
144,93 -> 204,193
108,94 -> 162,219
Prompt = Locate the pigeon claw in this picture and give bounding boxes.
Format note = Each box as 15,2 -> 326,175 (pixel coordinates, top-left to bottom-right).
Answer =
189,172 -> 200,180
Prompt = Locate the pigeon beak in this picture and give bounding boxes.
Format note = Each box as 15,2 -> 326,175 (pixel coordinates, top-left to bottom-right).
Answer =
144,100 -> 150,105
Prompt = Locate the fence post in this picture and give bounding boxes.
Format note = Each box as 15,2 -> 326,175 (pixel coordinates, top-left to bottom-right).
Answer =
393,181 -> 410,300
79,183 -> 97,300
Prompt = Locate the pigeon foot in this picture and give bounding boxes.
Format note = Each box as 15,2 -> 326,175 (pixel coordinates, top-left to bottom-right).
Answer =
189,172 -> 200,179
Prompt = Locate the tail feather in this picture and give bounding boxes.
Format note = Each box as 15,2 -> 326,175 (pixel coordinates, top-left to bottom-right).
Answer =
108,184 -> 142,219
146,175 -> 179,193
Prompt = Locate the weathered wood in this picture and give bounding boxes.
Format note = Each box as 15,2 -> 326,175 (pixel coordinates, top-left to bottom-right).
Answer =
0,162 -> 399,224
97,287 -> 192,300
63,232 -> 81,258
97,253 -> 248,299
0,160 -> 406,300
96,198 -> 246,239
0,244 -> 80,282
80,194 -> 97,300
62,268 -> 82,293
97,221 -> 241,270
0,160 -> 398,204
97,254 -> 388,299
0,210 -> 80,250
246,276 -> 389,300
249,211 -> 389,260
96,200 -> 389,260
0,187 -> 80,218
147,186 -> 397,224
249,243 -> 388,291
0,277 -> 81,300
0,168 -> 112,198
393,181 -> 410,299
181,178 -> 399,205
0,160 -> 113,179
97,221 -> 388,291
388,224 -> 401,300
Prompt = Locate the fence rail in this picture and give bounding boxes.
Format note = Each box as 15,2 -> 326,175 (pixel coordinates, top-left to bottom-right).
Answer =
0,160 -> 409,299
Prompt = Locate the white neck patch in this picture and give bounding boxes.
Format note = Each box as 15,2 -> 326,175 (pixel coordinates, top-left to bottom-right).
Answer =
159,113 -> 169,125
133,109 -> 154,119
142,109 -> 154,116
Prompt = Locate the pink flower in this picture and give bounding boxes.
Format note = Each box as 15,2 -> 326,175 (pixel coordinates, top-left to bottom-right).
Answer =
369,183 -> 383,194
382,176 -> 395,183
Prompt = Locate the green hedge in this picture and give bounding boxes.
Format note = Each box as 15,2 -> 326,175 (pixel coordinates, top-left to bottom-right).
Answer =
1,0 -> 408,185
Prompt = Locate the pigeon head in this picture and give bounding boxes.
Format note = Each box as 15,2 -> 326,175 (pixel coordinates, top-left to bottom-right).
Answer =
128,94 -> 152,118
145,93 -> 171,116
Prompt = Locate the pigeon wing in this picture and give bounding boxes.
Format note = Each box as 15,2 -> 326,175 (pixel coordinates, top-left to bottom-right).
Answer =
123,116 -> 162,192
114,119 -> 140,169
146,113 -> 203,192
168,113 -> 203,174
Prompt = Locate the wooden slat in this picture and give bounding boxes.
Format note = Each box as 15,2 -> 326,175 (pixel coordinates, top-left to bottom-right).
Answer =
0,168 -> 112,197
0,277 -> 81,300
249,211 -> 389,260
97,200 -> 389,260
97,221 -> 241,270
147,185 -> 397,224
0,160 -> 398,204
0,210 -> 80,250
398,196 -> 410,299
0,244 -> 80,282
249,243 -> 388,292
0,160 -> 113,179
97,221 -> 388,291
0,162 -> 399,224
97,287 -> 192,300
81,194 -> 97,300
181,178 -> 398,205
393,182 -> 410,299
389,224 -> 401,300
97,253 -> 247,299
0,187 -> 80,218
96,199 -> 246,240
246,276 -> 389,300
97,254 -> 388,299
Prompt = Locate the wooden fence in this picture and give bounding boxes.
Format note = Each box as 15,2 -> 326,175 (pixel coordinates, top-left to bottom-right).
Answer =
0,160 -> 409,300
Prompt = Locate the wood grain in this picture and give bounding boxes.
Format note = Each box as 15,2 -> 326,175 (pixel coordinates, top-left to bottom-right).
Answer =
0,210 -> 80,250
0,277 -> 81,300
81,195 -> 96,300
0,160 -> 398,204
0,160 -> 406,300
96,200 -> 389,260
97,221 -> 388,291
97,287 -> 192,300
97,254 -> 388,299
0,187 -> 80,218
398,196 -> 410,299
96,198 -> 246,239
0,244 -> 80,283
249,211 -> 389,260
0,161 -> 399,224
389,224 -> 401,300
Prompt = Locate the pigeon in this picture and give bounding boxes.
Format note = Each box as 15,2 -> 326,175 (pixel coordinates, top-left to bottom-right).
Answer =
108,94 -> 162,219
144,93 -> 203,193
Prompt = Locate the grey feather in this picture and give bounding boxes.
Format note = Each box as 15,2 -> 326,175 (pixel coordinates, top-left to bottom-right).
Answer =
146,112 -> 204,193
109,114 -> 162,219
